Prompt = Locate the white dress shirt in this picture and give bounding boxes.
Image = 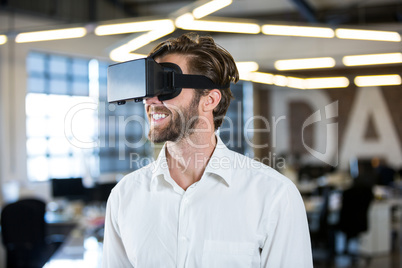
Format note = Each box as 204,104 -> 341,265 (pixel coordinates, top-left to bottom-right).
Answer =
102,137 -> 313,268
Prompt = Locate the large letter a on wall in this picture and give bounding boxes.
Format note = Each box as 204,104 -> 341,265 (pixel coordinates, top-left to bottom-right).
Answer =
340,87 -> 402,169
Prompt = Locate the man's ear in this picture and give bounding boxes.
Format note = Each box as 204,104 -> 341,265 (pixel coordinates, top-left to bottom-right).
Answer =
202,89 -> 221,112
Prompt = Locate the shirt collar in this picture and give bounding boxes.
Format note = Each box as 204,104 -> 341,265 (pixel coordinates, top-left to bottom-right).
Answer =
204,135 -> 233,186
150,144 -> 173,192
150,135 -> 234,191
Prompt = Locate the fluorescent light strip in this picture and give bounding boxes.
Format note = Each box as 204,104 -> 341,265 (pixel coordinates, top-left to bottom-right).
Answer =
236,61 -> 259,74
240,72 -> 349,89
110,21 -> 175,62
273,75 -> 288,87
126,22 -> 175,51
15,27 -> 87,43
110,48 -> 146,62
176,13 -> 260,34
275,57 -> 336,70
240,72 -> 274,84
262,25 -> 334,38
305,77 -> 349,89
193,0 -> 232,19
336,28 -> 401,42
343,53 -> 402,66
0,35 -> 7,45
95,19 -> 174,36
287,77 -> 306,89
354,74 -> 402,87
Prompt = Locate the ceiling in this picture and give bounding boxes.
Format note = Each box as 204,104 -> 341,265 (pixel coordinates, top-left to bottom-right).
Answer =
2,0 -> 401,24
1,0 -> 402,71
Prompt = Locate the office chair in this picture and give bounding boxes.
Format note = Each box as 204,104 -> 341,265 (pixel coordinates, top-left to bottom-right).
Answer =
1,198 -> 61,268
338,182 -> 374,266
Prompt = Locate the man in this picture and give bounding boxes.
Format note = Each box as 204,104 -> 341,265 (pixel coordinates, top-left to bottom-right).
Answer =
102,33 -> 313,267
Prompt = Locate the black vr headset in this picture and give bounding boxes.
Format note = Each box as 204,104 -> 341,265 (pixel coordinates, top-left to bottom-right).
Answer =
107,50 -> 229,105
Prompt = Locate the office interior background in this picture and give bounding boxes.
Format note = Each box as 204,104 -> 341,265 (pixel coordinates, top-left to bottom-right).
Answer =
0,0 -> 401,267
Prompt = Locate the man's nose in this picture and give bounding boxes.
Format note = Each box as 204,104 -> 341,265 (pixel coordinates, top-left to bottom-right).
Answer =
144,96 -> 162,105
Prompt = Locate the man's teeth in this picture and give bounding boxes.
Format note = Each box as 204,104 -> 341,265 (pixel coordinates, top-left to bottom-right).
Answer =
152,113 -> 167,120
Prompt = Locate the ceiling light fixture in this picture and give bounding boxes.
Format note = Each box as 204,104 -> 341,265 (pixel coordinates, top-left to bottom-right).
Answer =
175,13 -> 260,34
354,74 -> 402,87
110,46 -> 147,62
126,23 -> 175,51
95,19 -> 174,36
15,27 -> 87,43
240,71 -> 349,90
0,35 -> 7,45
287,77 -> 306,89
275,57 -> 336,70
193,0 -> 232,19
262,25 -> 334,38
240,72 -> 274,84
343,52 -> 402,66
273,75 -> 288,87
305,77 -> 349,89
109,22 -> 175,62
335,28 -> 401,42
236,61 -> 259,74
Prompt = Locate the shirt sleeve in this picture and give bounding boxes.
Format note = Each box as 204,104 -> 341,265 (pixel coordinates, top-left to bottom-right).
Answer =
102,189 -> 134,268
260,183 -> 313,268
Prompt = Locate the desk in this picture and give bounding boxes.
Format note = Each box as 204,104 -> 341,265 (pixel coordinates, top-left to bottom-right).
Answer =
305,193 -> 402,255
44,205 -> 106,268
359,198 -> 402,255
44,225 -> 103,268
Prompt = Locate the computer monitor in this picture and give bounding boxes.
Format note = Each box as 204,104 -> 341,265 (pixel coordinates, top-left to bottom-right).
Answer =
51,178 -> 86,201
90,182 -> 117,202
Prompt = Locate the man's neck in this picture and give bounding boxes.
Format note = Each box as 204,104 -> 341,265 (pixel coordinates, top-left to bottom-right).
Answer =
165,132 -> 217,190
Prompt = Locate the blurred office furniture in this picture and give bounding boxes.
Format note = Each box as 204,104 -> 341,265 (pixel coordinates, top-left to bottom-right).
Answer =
44,225 -> 103,268
338,179 -> 374,266
79,182 -> 114,240
44,204 -> 106,268
309,185 -> 337,266
376,163 -> 396,186
349,158 -> 377,187
49,178 -> 88,224
1,198 -> 63,268
299,164 -> 334,183
51,178 -> 115,204
345,157 -> 401,257
359,197 -> 402,255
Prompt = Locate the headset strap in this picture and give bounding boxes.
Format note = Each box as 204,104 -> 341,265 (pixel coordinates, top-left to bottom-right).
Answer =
172,73 -> 229,90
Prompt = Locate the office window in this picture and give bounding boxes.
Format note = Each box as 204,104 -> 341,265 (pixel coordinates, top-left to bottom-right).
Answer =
26,52 -> 150,181
26,52 -> 98,181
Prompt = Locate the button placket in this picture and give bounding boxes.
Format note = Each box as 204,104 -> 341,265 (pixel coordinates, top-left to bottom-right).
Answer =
176,186 -> 197,268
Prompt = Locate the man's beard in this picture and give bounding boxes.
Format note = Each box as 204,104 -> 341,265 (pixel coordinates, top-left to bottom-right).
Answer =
148,93 -> 201,143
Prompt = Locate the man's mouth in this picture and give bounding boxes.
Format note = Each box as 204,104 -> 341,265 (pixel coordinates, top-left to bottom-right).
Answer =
152,113 -> 168,120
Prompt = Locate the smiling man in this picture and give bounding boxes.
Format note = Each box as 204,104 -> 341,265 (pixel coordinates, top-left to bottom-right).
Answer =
102,33 -> 313,268
146,54 -> 202,146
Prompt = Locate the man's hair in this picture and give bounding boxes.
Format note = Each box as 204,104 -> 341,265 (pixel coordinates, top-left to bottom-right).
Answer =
149,32 -> 239,130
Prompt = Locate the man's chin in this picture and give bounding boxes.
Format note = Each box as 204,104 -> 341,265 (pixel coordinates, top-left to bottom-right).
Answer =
148,130 -> 180,143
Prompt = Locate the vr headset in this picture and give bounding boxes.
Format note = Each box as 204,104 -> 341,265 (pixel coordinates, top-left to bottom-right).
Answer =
107,53 -> 229,105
